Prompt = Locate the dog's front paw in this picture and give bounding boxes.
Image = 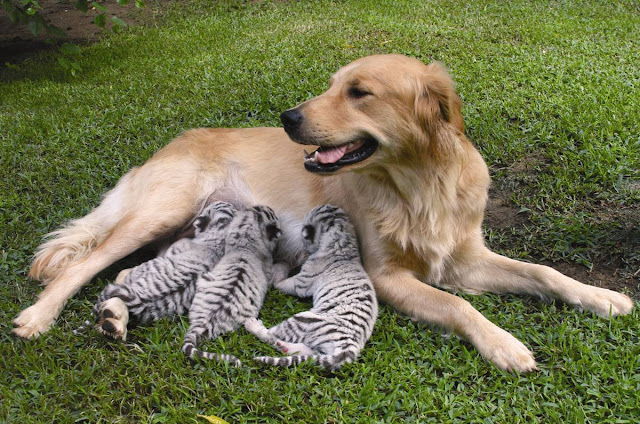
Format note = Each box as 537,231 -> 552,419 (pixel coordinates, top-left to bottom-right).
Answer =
580,287 -> 634,318
473,325 -> 537,373
13,305 -> 56,339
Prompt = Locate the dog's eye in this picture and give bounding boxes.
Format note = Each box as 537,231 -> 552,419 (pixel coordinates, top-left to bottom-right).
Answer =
348,86 -> 371,99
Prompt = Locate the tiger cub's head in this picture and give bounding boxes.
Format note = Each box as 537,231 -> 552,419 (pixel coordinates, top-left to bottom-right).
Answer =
301,204 -> 358,255
192,201 -> 236,244
225,205 -> 282,259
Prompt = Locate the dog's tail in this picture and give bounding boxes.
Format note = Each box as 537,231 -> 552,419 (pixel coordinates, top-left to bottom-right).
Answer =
254,345 -> 359,371
29,168 -> 139,283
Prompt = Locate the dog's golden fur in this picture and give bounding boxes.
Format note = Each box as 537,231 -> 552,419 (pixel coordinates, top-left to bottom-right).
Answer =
15,54 -> 633,371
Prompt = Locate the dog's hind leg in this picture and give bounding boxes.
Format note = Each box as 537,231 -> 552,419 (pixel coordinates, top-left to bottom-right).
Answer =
13,201 -> 200,338
14,149 -> 220,338
448,248 -> 634,318
28,168 -> 140,284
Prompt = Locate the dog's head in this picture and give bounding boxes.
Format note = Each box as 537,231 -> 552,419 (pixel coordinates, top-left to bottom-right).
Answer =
282,54 -> 464,174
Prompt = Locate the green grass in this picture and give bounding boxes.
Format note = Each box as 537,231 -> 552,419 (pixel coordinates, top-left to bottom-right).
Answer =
1,0 -> 639,422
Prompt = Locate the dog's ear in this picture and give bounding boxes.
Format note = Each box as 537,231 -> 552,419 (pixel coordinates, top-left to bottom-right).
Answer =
415,62 -> 464,133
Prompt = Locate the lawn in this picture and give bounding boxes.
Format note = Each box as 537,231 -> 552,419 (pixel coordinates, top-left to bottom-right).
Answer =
1,0 -> 639,422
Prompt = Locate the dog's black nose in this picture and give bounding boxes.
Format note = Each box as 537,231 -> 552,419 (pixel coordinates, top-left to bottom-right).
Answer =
280,109 -> 304,130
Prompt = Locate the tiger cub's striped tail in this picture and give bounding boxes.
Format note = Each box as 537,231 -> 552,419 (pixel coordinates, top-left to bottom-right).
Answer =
255,345 -> 359,371
182,337 -> 242,367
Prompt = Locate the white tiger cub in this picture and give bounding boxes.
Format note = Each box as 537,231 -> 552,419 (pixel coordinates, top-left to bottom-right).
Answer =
79,201 -> 236,340
244,204 -> 378,371
181,205 -> 282,366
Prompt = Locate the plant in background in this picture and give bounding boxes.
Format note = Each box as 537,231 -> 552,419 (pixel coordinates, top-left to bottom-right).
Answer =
1,0 -> 144,74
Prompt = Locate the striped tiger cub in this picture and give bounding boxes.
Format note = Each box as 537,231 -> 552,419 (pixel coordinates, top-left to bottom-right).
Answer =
181,205 -> 282,366
76,201 -> 237,340
244,204 -> 378,371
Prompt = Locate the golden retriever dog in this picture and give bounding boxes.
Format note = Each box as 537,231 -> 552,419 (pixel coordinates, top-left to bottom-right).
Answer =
14,54 -> 633,371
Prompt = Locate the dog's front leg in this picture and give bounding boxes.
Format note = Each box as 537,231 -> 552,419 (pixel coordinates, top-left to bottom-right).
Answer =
372,268 -> 537,372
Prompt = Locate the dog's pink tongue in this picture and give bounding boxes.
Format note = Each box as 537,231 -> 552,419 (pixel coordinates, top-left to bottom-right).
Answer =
316,145 -> 349,164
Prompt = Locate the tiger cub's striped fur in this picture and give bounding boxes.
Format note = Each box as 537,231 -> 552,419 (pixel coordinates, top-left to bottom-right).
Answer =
181,205 -> 282,366
80,201 -> 236,340
245,204 -> 378,371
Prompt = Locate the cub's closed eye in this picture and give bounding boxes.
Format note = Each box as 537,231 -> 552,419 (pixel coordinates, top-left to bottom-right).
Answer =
348,86 -> 371,99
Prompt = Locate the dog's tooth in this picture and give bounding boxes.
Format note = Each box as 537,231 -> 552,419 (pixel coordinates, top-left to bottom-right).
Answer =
303,150 -> 319,163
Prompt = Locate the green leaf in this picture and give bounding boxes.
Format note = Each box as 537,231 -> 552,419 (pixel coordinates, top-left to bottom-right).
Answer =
60,43 -> 82,55
134,0 -> 144,8
47,24 -> 66,37
94,13 -> 106,28
57,57 -> 72,69
91,1 -> 107,12
17,11 -> 28,24
2,1 -> 20,22
27,14 -> 45,35
74,0 -> 88,13
25,6 -> 36,15
6,10 -> 20,24
116,0 -> 129,5
111,16 -> 127,28
21,0 -> 32,6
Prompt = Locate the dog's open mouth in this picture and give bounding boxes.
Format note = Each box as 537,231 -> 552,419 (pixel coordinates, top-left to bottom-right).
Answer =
303,137 -> 378,173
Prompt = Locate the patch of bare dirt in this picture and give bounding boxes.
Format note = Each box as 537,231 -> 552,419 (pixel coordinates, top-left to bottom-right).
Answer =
484,190 -> 530,230
0,0 -> 167,63
546,260 -> 639,298
485,171 -> 640,298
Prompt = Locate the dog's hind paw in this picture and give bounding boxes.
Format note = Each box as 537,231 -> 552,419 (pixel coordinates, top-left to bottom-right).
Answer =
96,297 -> 129,341
98,317 -> 128,341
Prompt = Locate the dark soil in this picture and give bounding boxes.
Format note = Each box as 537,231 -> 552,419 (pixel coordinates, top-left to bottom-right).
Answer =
486,179 -> 639,297
0,0 -> 164,63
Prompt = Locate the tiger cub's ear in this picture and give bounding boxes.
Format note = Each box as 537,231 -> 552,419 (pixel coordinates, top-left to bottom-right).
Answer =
266,224 -> 282,241
301,224 -> 315,242
193,216 -> 211,232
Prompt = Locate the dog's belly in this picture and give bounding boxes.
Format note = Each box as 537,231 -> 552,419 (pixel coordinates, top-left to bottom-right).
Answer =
192,128 -> 331,264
